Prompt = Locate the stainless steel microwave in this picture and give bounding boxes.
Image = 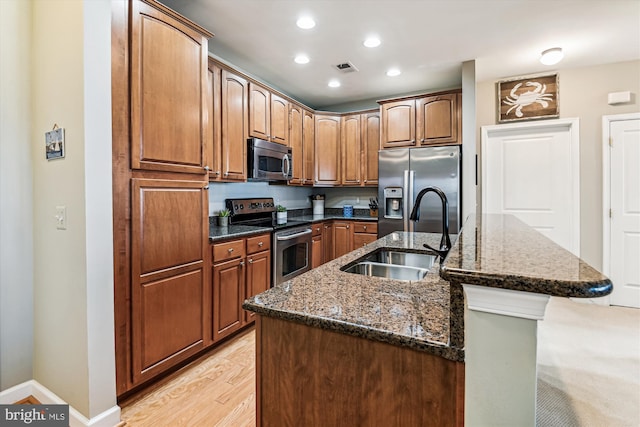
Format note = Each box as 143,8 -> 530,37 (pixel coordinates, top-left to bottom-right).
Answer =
247,138 -> 292,182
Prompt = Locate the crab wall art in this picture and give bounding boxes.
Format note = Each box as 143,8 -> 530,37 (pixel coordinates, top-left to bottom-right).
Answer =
497,73 -> 559,123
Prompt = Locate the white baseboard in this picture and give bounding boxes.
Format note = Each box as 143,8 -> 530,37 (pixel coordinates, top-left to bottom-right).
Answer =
0,380 -> 121,427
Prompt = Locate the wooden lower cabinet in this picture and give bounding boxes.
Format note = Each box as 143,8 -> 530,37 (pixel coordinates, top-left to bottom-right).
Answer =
311,223 -> 324,268
333,221 -> 353,259
352,221 -> 378,248
256,316 -> 464,426
211,233 -> 271,341
322,222 -> 334,263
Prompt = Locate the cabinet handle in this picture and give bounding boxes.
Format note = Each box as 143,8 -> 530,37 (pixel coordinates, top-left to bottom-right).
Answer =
248,258 -> 253,264
204,185 -> 209,190
228,248 -> 234,253
240,260 -> 245,267
213,171 -> 220,176
204,165 -> 210,171
363,226 -> 367,230
410,139 -> 416,143
364,180 -> 367,183
346,225 -> 350,229
258,241 -> 264,247
315,227 -> 320,232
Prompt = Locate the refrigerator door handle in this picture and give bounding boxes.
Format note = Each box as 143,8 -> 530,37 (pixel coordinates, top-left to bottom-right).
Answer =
408,170 -> 415,232
403,170 -> 410,232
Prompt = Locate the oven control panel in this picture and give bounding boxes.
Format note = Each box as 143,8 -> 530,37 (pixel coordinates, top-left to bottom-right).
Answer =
226,198 -> 276,215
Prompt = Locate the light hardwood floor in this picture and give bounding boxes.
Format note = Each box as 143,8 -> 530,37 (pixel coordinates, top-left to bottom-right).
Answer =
120,327 -> 256,427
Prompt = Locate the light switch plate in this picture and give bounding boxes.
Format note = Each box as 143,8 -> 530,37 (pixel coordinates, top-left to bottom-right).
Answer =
55,206 -> 66,230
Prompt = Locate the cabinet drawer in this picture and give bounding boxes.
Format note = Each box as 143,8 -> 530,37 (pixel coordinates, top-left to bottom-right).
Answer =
311,223 -> 324,236
212,239 -> 245,263
353,222 -> 377,234
246,233 -> 271,254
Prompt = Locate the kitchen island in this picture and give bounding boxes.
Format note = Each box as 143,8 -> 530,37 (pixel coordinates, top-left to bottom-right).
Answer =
243,214 -> 612,427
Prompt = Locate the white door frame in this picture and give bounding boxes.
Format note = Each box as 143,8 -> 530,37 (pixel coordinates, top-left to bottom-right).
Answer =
481,117 -> 581,256
602,112 -> 640,307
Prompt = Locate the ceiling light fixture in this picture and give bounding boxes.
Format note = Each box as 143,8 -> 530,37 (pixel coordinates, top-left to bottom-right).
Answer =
328,80 -> 341,88
294,54 -> 310,64
363,37 -> 381,48
386,68 -> 401,77
296,16 -> 316,30
540,47 -> 564,65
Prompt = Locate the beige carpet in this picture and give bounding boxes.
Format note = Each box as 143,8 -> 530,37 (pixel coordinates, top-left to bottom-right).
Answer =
537,297 -> 640,426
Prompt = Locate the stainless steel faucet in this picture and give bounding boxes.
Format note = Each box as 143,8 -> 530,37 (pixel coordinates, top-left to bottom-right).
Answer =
409,186 -> 452,260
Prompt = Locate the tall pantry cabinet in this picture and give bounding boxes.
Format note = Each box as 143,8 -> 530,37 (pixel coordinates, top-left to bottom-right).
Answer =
112,0 -> 213,395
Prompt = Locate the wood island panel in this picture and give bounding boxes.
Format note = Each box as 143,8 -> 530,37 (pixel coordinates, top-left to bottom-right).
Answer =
256,316 -> 464,427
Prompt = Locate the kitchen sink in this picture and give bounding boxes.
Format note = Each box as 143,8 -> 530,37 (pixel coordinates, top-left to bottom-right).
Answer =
340,249 -> 437,281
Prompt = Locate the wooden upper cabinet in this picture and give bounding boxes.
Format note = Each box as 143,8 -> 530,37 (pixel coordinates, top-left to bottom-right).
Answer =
289,103 -> 303,185
249,83 -> 288,145
249,83 -> 270,141
315,115 -> 341,186
220,69 -> 248,181
130,0 -> 212,174
341,114 -> 361,186
362,112 -> 380,186
417,93 -> 459,145
302,109 -> 315,185
270,93 -> 289,145
380,100 -> 416,148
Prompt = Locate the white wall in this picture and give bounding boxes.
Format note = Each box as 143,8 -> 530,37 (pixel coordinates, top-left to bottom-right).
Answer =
476,60 -> 640,270
0,0 -> 34,390
28,0 -> 116,419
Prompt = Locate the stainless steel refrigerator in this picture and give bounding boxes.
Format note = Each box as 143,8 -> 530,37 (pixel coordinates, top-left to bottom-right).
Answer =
377,145 -> 461,238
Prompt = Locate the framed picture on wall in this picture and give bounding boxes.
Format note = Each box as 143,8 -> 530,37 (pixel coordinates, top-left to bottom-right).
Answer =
497,73 -> 559,123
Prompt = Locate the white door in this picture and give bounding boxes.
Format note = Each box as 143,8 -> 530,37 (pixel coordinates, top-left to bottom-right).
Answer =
606,115 -> 640,308
481,118 -> 580,256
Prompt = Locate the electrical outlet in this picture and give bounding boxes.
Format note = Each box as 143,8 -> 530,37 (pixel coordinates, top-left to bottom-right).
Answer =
55,206 -> 66,230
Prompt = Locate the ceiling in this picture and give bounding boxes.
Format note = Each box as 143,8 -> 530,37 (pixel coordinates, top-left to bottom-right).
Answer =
159,0 -> 640,110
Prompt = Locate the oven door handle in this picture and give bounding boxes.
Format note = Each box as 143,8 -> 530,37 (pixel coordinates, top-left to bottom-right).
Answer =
276,229 -> 312,241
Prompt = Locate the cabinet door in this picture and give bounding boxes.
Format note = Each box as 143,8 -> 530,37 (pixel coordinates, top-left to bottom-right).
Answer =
341,114 -> 361,186
353,233 -> 377,249
131,178 -> 208,384
315,115 -> 341,186
323,222 -> 334,263
381,100 -> 416,148
212,257 -> 244,342
333,222 -> 353,258
270,93 -> 289,145
131,1 -> 209,174
302,109 -> 315,185
416,93 -> 459,145
311,235 -> 324,268
362,112 -> 380,186
221,69 -> 248,181
207,62 -> 222,180
245,249 -> 271,323
249,83 -> 270,140
289,104 -> 304,185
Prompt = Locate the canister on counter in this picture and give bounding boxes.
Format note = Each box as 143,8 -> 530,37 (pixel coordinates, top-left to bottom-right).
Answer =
343,205 -> 353,218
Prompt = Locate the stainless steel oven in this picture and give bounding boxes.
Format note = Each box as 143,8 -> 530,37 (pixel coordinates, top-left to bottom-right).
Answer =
225,197 -> 312,287
247,138 -> 292,182
273,225 -> 312,285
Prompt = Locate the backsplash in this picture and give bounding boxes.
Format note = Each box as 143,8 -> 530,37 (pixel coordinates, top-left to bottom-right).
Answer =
208,182 -> 377,216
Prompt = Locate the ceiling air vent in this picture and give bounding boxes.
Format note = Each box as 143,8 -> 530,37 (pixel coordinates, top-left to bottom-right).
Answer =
335,61 -> 359,73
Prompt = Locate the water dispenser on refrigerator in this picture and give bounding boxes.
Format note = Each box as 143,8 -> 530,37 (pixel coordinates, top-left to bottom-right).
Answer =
383,187 -> 403,219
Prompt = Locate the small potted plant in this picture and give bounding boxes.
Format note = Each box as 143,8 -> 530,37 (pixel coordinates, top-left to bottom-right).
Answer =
276,205 -> 287,224
217,208 -> 231,227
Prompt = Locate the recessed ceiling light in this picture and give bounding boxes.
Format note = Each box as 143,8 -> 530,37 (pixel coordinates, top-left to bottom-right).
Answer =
296,16 -> 316,29
328,80 -> 341,88
294,54 -> 310,64
386,68 -> 401,77
540,47 -> 564,65
363,37 -> 381,48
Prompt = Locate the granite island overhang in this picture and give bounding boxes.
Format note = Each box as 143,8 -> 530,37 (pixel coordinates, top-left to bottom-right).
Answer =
243,214 -> 612,426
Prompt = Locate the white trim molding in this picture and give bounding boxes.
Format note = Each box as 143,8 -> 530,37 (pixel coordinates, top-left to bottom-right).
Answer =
463,284 -> 551,320
0,380 -> 121,427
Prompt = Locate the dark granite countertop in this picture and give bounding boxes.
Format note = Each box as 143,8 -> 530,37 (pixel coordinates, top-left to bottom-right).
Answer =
296,214 -> 378,222
440,214 -> 613,298
243,231 -> 465,362
209,223 -> 272,242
